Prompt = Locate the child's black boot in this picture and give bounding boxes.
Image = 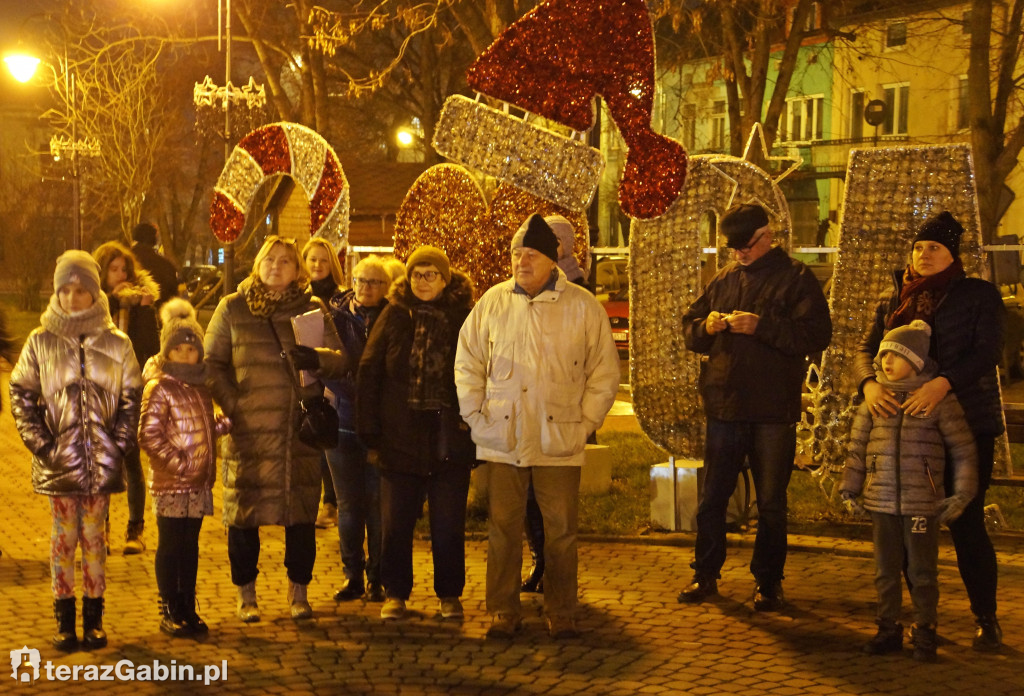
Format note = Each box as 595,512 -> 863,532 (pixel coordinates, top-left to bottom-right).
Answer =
52,597 -> 78,652
81,596 -> 107,649
182,593 -> 209,636
863,620 -> 903,655
159,597 -> 191,638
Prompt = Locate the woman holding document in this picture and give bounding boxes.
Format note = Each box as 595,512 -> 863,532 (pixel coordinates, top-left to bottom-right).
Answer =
204,235 -> 349,622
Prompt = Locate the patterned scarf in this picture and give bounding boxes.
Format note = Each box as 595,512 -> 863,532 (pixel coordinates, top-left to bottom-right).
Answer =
244,277 -> 307,318
887,257 -> 963,329
407,301 -> 455,410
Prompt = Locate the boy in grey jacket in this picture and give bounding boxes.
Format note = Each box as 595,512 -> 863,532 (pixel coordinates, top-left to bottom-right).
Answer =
840,319 -> 977,662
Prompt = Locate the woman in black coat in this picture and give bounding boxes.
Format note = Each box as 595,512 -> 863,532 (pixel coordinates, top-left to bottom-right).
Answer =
356,245 -> 475,622
856,211 -> 1005,651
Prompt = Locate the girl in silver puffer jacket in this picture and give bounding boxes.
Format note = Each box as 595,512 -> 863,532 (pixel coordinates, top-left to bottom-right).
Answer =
10,251 -> 143,653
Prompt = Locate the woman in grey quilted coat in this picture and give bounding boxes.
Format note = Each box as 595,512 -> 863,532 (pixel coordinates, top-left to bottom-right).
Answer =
204,236 -> 349,622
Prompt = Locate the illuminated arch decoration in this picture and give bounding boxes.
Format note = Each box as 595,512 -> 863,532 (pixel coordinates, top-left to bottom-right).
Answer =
393,164 -> 589,295
800,144 -> 1008,478
210,122 -> 349,248
629,127 -> 798,458
437,0 -> 685,220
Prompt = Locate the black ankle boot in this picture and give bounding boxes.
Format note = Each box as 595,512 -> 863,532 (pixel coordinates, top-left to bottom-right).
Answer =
911,623 -> 937,663
159,597 -> 191,638
81,596 -> 107,650
182,593 -> 209,636
863,620 -> 903,655
973,614 -> 1002,652
52,597 -> 78,652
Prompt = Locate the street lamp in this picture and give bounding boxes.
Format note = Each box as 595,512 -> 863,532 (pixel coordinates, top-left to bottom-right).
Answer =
4,50 -> 99,250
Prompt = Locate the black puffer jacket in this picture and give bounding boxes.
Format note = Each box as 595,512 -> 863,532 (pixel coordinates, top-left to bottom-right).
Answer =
855,270 -> 1005,437
356,271 -> 474,475
328,288 -> 386,431
682,246 -> 833,423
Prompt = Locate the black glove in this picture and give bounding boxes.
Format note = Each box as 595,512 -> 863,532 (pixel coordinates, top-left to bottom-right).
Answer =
290,345 -> 320,370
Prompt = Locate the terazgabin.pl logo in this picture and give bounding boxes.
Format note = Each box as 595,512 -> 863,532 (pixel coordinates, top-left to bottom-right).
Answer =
9,647 -> 228,685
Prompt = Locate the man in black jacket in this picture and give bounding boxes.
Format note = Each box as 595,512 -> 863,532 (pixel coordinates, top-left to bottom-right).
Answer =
679,204 -> 832,611
131,222 -> 180,308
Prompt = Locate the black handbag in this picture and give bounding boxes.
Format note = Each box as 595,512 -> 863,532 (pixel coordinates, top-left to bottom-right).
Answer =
268,319 -> 339,450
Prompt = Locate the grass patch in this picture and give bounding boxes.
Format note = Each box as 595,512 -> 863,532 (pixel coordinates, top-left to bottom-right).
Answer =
578,430 -> 666,534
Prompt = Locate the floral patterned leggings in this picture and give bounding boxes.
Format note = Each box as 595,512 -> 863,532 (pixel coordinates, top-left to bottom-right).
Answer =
49,495 -> 110,599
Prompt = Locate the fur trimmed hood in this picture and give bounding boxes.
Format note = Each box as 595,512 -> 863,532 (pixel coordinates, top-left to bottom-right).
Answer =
110,268 -> 161,307
388,269 -> 474,313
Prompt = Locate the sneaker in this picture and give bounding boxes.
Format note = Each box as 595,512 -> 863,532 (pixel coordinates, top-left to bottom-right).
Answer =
315,503 -> 337,529
752,581 -> 784,612
380,598 -> 406,620
973,614 -> 1003,652
438,597 -> 463,619
863,621 -> 903,655
486,613 -> 521,639
677,577 -> 718,604
911,623 -> 938,663
547,615 -> 579,639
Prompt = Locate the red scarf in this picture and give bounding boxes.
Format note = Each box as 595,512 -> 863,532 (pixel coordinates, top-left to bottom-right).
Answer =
887,257 -> 963,329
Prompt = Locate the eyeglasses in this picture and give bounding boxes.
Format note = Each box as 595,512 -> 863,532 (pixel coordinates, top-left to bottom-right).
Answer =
734,231 -> 766,254
410,270 -> 441,282
353,277 -> 387,288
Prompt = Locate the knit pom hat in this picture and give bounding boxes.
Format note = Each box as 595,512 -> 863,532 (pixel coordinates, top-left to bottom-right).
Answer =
53,250 -> 102,299
160,298 -> 204,360
913,211 -> 964,258
879,319 -> 933,373
512,214 -> 560,263
406,245 -> 451,284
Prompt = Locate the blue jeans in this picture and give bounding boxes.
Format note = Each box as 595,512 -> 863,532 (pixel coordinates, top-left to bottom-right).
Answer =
692,418 -> 795,584
325,431 -> 382,585
379,466 -> 470,600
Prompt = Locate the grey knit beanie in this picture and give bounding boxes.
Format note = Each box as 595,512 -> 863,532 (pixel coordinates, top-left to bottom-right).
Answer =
159,298 -> 205,360
879,320 -> 932,373
53,250 -> 102,299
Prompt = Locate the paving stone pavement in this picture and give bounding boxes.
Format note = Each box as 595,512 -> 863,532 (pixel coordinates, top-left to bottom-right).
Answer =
1,391 -> 1021,694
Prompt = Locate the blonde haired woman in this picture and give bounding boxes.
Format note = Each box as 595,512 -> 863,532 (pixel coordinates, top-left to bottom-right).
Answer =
205,235 -> 350,622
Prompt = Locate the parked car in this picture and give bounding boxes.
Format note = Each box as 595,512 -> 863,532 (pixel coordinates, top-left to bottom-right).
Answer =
182,264 -> 222,305
603,286 -> 629,354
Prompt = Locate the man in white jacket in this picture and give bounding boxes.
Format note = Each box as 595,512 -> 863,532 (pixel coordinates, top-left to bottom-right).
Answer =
455,214 -> 620,640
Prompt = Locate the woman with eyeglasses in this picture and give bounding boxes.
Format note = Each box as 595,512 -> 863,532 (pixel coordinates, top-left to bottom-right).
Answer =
204,235 -> 348,623
322,255 -> 391,604
356,246 -> 475,622
302,238 -> 346,531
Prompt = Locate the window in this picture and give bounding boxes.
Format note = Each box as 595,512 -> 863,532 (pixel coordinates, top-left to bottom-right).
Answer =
680,103 -> 696,151
710,100 -> 727,150
882,83 -> 909,135
886,22 -> 907,48
957,76 -> 969,130
850,89 -> 865,140
781,95 -> 825,143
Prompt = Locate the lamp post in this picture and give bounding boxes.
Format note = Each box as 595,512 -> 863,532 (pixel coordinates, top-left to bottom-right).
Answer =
4,51 -> 98,250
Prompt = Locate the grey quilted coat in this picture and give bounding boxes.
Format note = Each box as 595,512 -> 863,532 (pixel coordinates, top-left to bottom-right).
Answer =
840,368 -> 978,516
10,293 -> 143,496
204,278 -> 348,528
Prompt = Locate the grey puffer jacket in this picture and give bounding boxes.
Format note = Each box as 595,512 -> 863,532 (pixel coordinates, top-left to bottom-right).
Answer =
204,277 -> 349,528
10,293 -> 143,496
840,368 -> 978,516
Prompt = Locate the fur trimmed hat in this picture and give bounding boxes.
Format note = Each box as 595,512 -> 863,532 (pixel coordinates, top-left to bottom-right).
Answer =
405,245 -> 451,284
879,319 -> 933,374
160,298 -> 204,360
913,211 -> 964,258
512,214 -> 559,263
54,250 -> 102,299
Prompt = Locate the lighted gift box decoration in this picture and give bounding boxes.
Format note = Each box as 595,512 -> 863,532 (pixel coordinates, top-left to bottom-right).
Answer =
210,122 -> 349,248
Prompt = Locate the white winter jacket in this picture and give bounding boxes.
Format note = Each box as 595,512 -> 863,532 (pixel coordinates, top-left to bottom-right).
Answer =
455,269 -> 620,467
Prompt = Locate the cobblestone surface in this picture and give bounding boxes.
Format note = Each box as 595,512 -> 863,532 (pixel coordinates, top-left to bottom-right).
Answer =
1,385 -> 1021,694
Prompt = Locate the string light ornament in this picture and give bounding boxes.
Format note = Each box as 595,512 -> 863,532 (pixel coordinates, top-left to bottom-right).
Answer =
460,0 -> 687,219
432,95 -> 604,212
209,122 -> 349,248
629,144 -> 794,458
392,164 -> 588,295
801,144 -> 1010,477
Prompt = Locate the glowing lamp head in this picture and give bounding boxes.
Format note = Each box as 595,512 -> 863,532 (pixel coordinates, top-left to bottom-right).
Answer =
396,129 -> 415,147
4,53 -> 41,83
